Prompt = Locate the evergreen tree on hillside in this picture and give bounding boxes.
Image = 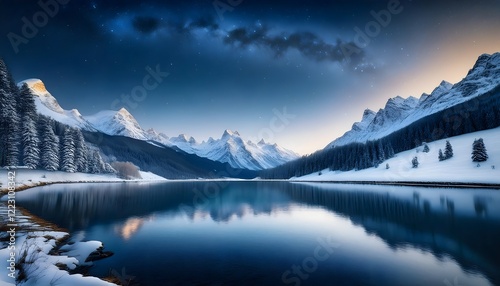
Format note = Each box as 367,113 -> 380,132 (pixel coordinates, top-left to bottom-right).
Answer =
384,143 -> 395,159
412,157 -> 419,168
438,149 -> 445,161
88,150 -> 104,173
40,117 -> 59,171
73,128 -> 88,172
422,144 -> 430,153
0,60 -> 20,166
21,115 -> 39,169
61,127 -> 76,172
17,83 -> 37,119
0,87 -> 20,166
472,138 -> 488,162
444,141 -> 453,159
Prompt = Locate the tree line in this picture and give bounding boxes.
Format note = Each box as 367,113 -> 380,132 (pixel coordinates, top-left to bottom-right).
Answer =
0,58 -> 111,173
261,84 -> 500,179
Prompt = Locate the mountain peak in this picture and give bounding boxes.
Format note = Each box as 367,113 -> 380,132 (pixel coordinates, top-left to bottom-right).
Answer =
222,129 -> 240,138
117,107 -> 132,116
19,78 -> 65,114
19,78 -> 47,94
258,139 -> 266,145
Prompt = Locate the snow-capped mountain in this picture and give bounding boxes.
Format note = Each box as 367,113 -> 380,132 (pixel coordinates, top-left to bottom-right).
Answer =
20,78 -> 151,140
158,129 -> 299,170
85,108 -> 148,140
326,52 -> 500,149
19,79 -> 96,131
21,78 -> 298,170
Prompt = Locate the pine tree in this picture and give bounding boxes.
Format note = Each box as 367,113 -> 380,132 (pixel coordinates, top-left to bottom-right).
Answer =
21,115 -> 39,169
72,128 -> 88,172
422,144 -> 430,153
61,127 -> 76,172
472,138 -> 488,162
40,117 -> 59,171
438,149 -> 445,161
412,156 -> 419,168
0,58 -> 21,166
88,150 -> 106,173
384,143 -> 395,159
0,87 -> 20,166
444,141 -> 453,159
17,83 -> 37,119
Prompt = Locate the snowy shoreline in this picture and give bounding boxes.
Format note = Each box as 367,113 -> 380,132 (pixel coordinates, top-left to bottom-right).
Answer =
0,202 -> 117,285
0,170 -> 167,285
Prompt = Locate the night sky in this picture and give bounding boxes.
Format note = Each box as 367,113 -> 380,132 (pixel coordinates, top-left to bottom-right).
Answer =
1,0 -> 499,154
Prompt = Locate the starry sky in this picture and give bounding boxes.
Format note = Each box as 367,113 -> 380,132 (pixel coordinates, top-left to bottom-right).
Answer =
1,0 -> 499,154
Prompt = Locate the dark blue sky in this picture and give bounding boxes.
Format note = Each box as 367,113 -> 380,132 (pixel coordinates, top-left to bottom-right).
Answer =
1,0 -> 499,154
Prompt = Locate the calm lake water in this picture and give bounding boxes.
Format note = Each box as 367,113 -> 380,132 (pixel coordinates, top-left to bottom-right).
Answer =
12,181 -> 500,286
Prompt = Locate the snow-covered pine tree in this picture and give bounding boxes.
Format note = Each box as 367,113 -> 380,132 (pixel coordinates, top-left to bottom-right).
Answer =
376,141 -> 386,163
422,144 -> 430,153
88,150 -> 106,173
0,88 -> 20,167
21,115 -> 40,169
72,128 -> 88,172
17,83 -> 37,119
438,149 -> 445,161
444,141 -> 453,160
40,117 -> 59,171
0,59 -> 21,166
384,143 -> 395,159
472,138 -> 488,162
412,156 -> 419,168
61,127 -> 76,172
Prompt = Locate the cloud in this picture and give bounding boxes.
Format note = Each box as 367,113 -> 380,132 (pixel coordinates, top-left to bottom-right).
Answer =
132,16 -> 161,34
188,16 -> 219,31
223,26 -> 367,68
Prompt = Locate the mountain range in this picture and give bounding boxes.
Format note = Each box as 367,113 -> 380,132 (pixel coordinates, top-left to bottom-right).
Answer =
326,53 -> 500,149
20,79 -> 299,170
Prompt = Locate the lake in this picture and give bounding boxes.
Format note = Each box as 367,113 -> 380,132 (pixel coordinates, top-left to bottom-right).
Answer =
12,181 -> 500,285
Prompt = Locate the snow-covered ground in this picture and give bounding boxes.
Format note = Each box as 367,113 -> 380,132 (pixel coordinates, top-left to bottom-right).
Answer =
0,170 -> 166,285
295,127 -> 500,184
0,207 -> 116,285
0,170 -> 167,193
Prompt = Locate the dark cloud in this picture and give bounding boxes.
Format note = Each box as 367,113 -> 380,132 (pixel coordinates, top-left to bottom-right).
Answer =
132,16 -> 161,34
223,26 -> 366,68
188,16 -> 219,31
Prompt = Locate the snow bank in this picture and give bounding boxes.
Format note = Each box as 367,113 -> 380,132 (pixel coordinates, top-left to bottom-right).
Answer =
0,170 -> 167,193
295,127 -> 500,184
0,206 -> 115,285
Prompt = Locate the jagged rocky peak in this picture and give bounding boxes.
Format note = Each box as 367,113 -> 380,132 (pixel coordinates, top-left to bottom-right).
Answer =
116,107 -> 134,119
467,53 -> 500,76
258,139 -> 266,145
362,109 -> 376,121
222,129 -> 240,138
173,133 -> 197,143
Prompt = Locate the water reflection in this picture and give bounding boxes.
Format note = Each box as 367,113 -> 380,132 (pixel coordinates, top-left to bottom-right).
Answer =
11,181 -> 500,285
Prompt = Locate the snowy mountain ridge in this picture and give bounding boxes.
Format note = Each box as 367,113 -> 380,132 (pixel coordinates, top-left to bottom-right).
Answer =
146,129 -> 299,170
20,78 -> 298,170
327,53 -> 500,149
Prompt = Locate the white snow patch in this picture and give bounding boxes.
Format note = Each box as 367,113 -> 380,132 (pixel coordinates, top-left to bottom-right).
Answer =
296,127 -> 500,184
